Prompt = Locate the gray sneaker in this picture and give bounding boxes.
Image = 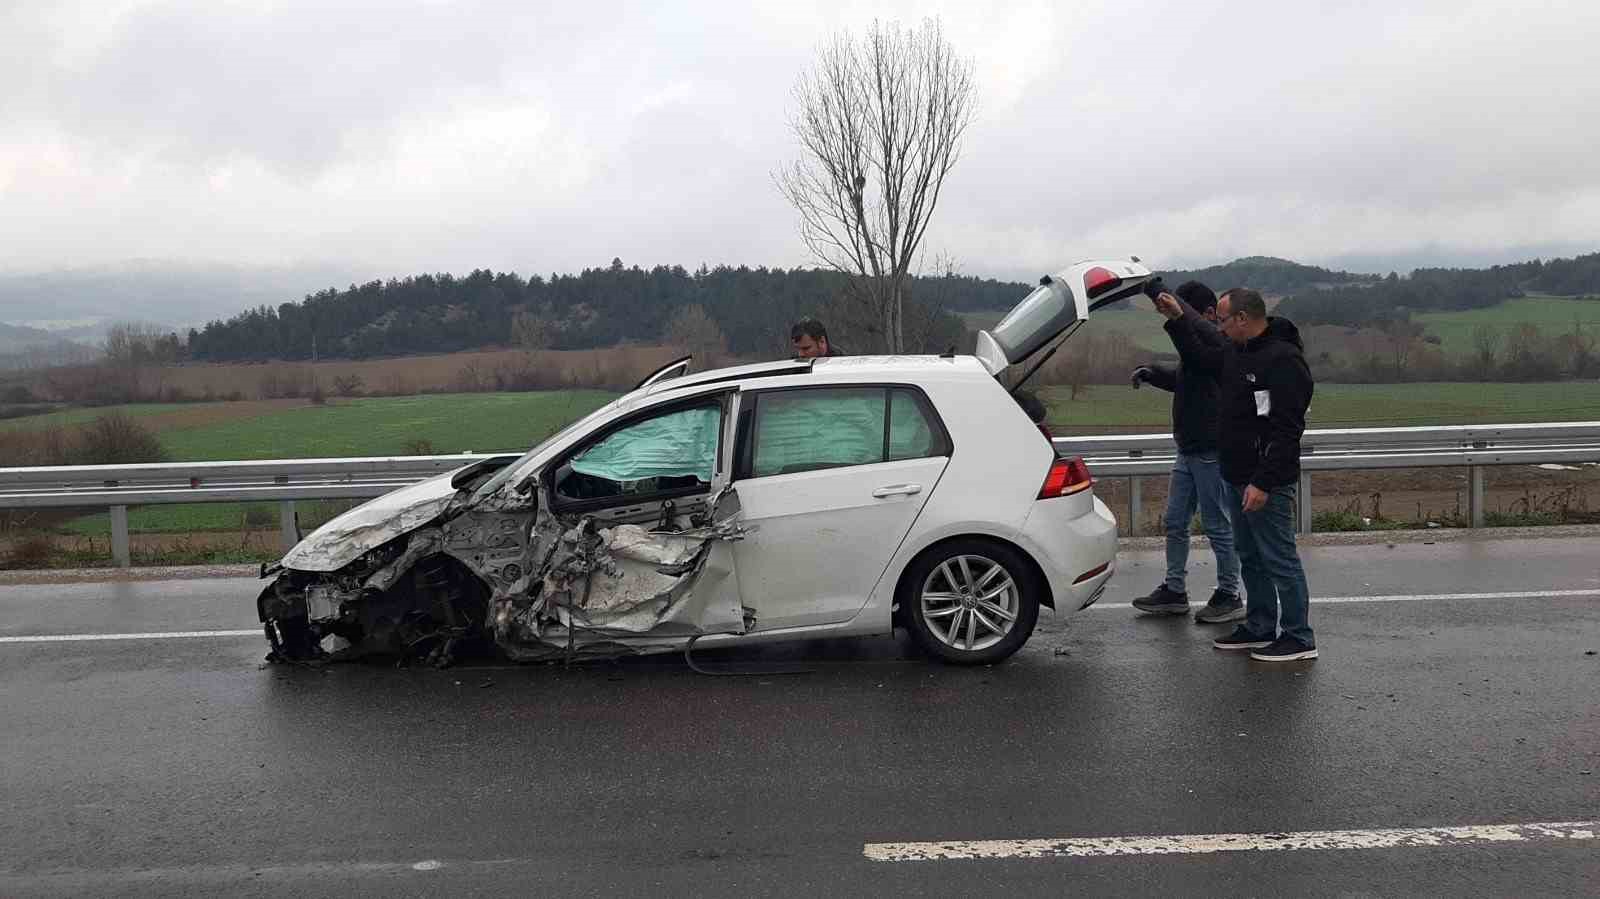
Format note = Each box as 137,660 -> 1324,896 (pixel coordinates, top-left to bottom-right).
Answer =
1194,590 -> 1245,624
1132,584 -> 1190,615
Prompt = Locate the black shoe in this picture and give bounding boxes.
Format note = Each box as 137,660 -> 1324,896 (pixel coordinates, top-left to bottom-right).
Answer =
1250,636 -> 1319,662
1132,585 -> 1190,615
1194,590 -> 1245,624
1212,625 -> 1273,651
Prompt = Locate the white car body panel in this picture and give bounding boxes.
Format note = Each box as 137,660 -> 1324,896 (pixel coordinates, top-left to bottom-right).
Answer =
733,455 -> 948,631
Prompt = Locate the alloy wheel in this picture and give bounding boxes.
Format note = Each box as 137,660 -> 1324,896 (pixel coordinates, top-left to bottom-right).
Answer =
919,554 -> 1019,652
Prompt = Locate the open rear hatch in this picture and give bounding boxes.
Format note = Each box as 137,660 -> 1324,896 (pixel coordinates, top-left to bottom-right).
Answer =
976,259 -> 1154,381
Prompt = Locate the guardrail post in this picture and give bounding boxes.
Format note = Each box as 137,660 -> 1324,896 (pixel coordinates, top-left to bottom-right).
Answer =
1297,471 -> 1313,534
1129,476 -> 1142,537
110,505 -> 130,568
279,500 -> 299,551
1469,466 -> 1485,528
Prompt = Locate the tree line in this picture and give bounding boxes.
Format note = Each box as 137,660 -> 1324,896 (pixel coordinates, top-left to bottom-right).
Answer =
1276,252 -> 1600,327
184,261 -> 1029,362
153,250 -> 1600,365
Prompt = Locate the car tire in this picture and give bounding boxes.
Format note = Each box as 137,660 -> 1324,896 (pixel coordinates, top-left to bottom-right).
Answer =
900,538 -> 1040,665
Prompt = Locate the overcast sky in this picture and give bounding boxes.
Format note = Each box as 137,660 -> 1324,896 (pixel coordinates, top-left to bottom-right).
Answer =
4,0 -> 1599,287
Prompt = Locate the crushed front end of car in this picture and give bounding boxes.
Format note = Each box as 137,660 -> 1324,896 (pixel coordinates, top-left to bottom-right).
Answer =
256,467 -> 748,668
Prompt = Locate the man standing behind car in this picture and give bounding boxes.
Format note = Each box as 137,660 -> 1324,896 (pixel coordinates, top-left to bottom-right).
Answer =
1129,281 -> 1243,624
1154,287 -> 1318,663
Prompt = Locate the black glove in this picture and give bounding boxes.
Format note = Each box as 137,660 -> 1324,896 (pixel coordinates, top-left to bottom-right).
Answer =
1130,365 -> 1152,388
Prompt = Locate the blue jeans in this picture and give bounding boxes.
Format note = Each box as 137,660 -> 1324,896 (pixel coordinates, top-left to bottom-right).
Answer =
1164,452 -> 1240,596
1224,482 -> 1314,646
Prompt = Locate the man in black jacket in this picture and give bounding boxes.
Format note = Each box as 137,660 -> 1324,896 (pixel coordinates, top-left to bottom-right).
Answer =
1129,281 -> 1242,623
1156,287 -> 1318,662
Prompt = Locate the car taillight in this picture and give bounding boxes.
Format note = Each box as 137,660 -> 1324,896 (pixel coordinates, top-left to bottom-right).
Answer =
1083,266 -> 1122,300
1039,455 -> 1094,499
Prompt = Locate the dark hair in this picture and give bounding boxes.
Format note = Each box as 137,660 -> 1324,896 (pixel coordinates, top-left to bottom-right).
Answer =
1174,281 -> 1217,313
789,318 -> 829,343
1220,287 -> 1267,320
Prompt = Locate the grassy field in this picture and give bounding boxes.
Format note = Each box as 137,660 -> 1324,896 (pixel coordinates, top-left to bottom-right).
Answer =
12,380 -> 1597,541
7,390 -> 615,538
1040,381 -> 1600,432
152,391 -> 615,460
1415,295 -> 1600,353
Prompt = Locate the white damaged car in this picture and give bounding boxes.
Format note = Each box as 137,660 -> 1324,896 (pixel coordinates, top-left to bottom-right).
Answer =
256,259 -> 1153,665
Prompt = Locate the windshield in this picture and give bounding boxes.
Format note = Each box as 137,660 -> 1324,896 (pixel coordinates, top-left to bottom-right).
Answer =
469,398 -> 622,501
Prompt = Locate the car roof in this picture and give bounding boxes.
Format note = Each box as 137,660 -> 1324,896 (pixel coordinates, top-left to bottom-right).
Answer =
629,355 -> 991,408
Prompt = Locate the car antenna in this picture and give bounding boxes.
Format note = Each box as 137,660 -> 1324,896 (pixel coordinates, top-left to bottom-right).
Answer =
940,344 -> 957,358
1008,321 -> 1084,396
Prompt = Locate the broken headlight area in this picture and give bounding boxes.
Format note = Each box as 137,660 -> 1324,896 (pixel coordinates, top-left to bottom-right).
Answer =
258,539 -> 491,668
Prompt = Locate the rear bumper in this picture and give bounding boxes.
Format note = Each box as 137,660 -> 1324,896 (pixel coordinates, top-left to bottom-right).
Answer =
1016,494 -> 1118,614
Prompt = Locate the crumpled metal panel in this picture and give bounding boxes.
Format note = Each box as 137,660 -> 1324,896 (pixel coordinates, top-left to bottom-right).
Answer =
281,473 -> 459,572
275,464 -> 752,662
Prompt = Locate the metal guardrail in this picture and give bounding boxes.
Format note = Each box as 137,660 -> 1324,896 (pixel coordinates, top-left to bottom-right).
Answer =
3,422 -> 1599,567
1057,422 -> 1600,536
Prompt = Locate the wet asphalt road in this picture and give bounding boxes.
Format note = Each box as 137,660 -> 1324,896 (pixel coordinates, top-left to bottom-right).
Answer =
2,536 -> 1598,897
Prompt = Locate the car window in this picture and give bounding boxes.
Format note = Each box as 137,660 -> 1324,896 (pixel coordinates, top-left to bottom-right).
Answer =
747,387 -> 948,478
887,388 -> 941,461
751,388 -> 886,478
558,403 -> 721,501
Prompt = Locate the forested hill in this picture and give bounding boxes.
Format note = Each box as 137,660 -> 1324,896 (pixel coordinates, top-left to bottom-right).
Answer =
182,251 -> 1600,361
187,262 -> 1031,360
1162,256 -> 1377,294
1276,251 -> 1600,327
184,256 -> 1378,362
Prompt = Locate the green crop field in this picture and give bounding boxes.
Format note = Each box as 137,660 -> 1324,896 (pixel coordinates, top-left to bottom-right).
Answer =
1414,295 -> 1600,353
19,391 -> 615,537
1039,381 -> 1600,433
0,402 -> 200,432
153,391 -> 615,461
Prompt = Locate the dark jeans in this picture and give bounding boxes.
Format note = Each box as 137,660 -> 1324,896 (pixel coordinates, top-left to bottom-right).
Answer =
1163,451 -> 1240,596
1224,482 -> 1314,645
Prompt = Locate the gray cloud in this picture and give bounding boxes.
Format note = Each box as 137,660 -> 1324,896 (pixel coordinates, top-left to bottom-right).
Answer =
2,0 -> 1597,307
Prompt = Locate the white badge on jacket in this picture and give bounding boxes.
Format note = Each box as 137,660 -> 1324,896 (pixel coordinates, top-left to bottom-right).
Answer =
1254,390 -> 1271,417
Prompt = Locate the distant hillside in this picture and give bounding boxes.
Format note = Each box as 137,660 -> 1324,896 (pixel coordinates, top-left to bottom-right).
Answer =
1276,251 -> 1600,327
0,260 -> 368,333
186,263 -> 999,361
0,322 -> 56,353
1161,256 -> 1378,294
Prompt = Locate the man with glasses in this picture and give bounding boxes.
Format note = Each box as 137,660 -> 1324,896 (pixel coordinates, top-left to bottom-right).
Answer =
1129,281 -> 1243,623
1151,287 -> 1318,663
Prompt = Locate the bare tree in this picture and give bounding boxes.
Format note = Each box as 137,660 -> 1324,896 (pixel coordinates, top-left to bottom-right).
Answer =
665,304 -> 727,362
1381,318 -> 1425,380
1471,323 -> 1500,371
511,308 -> 553,350
777,19 -> 975,353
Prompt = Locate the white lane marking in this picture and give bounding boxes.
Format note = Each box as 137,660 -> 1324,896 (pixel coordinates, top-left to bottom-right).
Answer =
864,820 -> 1599,862
0,629 -> 260,644
1093,588 -> 1600,610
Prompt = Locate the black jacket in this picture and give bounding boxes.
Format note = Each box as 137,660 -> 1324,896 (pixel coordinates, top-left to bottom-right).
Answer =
1165,308 -> 1314,488
1141,339 -> 1220,454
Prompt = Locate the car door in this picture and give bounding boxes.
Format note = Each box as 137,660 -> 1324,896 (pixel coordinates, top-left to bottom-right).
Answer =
543,391 -> 749,637
728,385 -> 952,631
